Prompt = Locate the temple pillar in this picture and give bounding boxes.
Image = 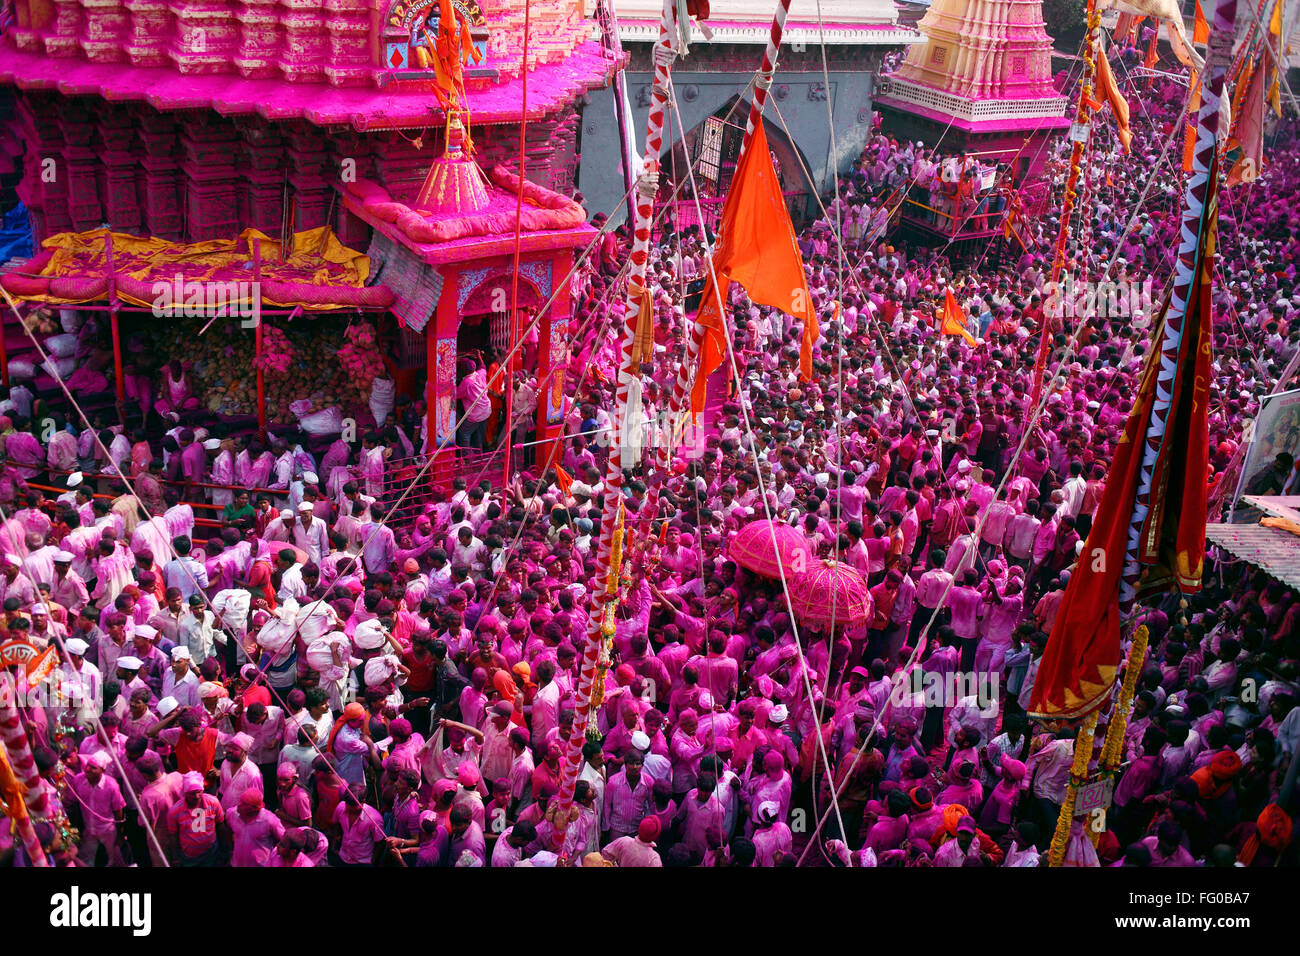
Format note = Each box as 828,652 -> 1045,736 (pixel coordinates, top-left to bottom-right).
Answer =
278,0 -> 327,83
98,105 -> 142,231
180,114 -> 242,240
233,0 -> 281,78
136,107 -> 184,238
428,275 -> 459,488
239,118 -> 286,232
43,0 -> 84,55
57,99 -> 103,231
15,93 -> 71,241
81,0 -> 130,60
168,0 -> 238,74
285,122 -> 331,230
534,249 -> 572,464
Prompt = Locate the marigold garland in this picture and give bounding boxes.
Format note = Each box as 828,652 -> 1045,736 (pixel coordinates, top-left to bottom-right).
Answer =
1048,710 -> 1098,867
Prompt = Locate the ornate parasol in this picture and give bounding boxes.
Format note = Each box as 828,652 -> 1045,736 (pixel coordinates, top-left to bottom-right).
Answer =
788,559 -> 873,628
727,519 -> 812,579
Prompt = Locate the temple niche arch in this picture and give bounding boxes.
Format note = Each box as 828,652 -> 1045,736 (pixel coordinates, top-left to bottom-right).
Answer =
376,0 -> 489,77
459,269 -> 545,355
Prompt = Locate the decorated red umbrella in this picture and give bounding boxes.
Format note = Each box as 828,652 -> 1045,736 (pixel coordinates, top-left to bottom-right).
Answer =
788,559 -> 873,628
727,519 -> 813,579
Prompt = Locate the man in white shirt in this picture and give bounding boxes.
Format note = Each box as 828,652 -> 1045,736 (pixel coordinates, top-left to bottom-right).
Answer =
59,637 -> 102,731
162,646 -> 200,709
265,502 -> 330,567
450,526 -> 488,573
276,550 -> 307,603
1059,460 -> 1087,520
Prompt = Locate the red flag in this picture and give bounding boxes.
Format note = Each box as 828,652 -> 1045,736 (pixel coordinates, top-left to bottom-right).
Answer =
1140,168 -> 1218,596
1030,97 -> 1219,724
940,288 -> 976,346
1029,350 -> 1155,722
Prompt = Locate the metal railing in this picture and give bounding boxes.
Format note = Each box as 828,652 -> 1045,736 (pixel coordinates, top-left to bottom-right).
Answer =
377,445 -> 514,526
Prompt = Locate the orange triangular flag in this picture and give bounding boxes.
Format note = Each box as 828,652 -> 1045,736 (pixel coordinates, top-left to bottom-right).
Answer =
940,288 -> 977,346
690,270 -> 730,416
1183,73 -> 1201,173
1095,51 -> 1133,153
714,124 -> 815,335
691,122 -> 815,413
1114,12 -> 1136,43
1193,0 -> 1210,44
1228,57 -> 1268,185
554,464 -> 573,496
1144,31 -> 1159,69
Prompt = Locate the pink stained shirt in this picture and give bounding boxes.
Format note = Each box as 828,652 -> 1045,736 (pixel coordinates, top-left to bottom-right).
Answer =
334,802 -> 386,864
947,586 -> 984,641
981,500 -> 1015,545
1004,513 -> 1040,559
602,836 -> 662,866
914,568 -> 954,610
229,808 -> 285,867
70,771 -> 126,839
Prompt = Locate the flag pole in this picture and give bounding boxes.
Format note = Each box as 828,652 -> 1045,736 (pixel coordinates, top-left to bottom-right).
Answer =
549,0 -> 679,850
0,673 -> 51,866
1028,0 -> 1100,423
1047,710 -> 1099,867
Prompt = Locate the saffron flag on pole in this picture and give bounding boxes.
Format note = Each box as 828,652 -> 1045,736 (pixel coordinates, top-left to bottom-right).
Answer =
1194,0 -> 1210,43
1095,49 -> 1133,153
1227,59 -> 1267,185
554,463 -> 574,497
1268,0 -> 1283,114
1183,74 -> 1201,172
689,122 -> 816,414
939,288 -> 976,346
690,270 -> 731,416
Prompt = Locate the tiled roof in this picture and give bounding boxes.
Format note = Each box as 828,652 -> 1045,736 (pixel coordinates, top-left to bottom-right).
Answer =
1206,521 -> 1300,589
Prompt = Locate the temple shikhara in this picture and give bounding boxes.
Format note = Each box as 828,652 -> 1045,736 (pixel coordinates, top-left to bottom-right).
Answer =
0,0 -> 1294,885
875,0 -> 1069,240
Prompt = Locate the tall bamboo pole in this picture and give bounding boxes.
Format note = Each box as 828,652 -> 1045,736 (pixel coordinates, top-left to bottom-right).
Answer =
1027,0 -> 1100,420
550,0 -> 679,841
0,673 -> 50,866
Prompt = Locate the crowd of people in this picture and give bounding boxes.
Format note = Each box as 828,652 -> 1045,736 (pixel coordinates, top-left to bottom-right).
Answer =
0,58 -> 1298,869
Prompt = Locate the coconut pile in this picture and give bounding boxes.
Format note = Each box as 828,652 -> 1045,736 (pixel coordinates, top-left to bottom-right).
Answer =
140,317 -> 389,423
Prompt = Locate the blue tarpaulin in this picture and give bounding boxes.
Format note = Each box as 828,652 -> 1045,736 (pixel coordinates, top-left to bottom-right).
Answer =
0,202 -> 32,262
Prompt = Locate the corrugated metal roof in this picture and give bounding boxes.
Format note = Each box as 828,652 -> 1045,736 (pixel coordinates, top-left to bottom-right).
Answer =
1206,522 -> 1300,589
